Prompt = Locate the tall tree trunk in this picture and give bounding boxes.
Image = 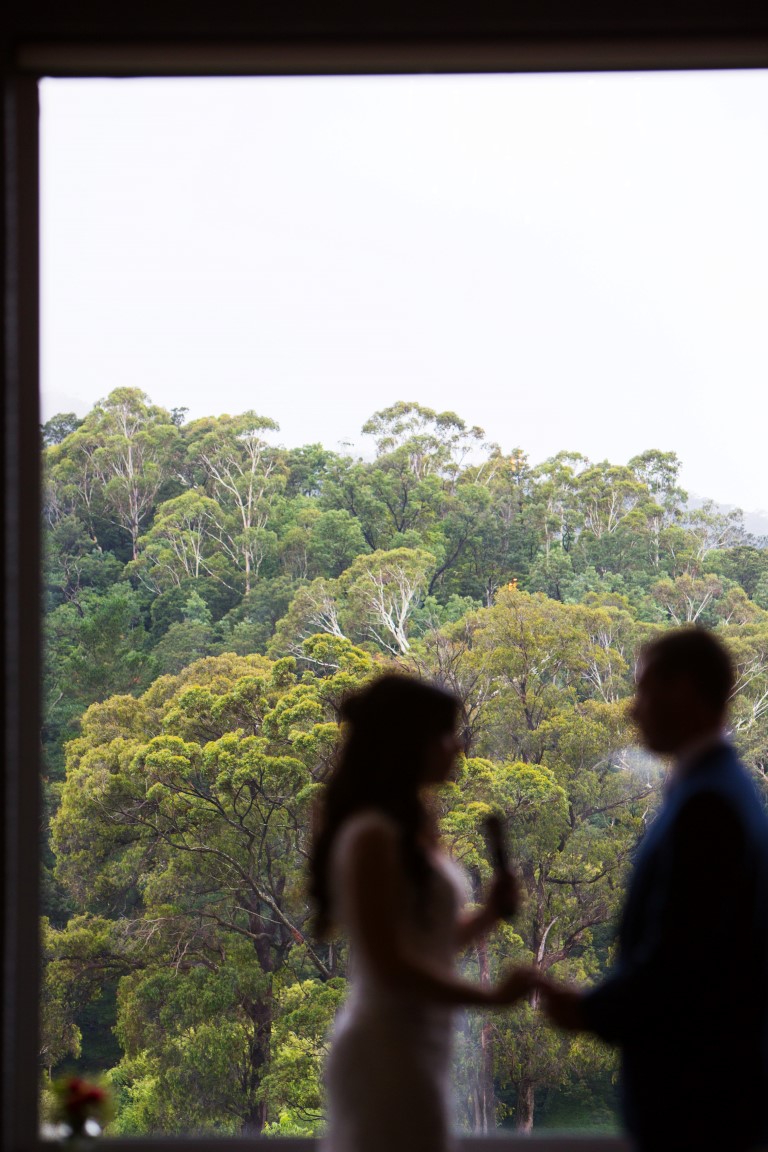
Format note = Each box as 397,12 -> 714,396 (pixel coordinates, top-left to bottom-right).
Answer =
244,544 -> 251,595
476,941 -> 496,1132
242,985 -> 273,1133
515,1077 -> 535,1133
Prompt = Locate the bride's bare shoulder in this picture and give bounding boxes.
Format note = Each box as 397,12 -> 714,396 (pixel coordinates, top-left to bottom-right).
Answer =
334,809 -> 399,864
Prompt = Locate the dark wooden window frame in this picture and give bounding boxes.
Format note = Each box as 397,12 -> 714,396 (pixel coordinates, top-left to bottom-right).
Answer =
4,15 -> 768,1150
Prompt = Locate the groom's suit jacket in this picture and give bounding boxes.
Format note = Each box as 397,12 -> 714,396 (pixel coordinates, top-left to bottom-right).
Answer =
583,741 -> 768,1152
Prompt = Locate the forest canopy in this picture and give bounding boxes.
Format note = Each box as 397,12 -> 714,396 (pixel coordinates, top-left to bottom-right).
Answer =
41,389 -> 768,1135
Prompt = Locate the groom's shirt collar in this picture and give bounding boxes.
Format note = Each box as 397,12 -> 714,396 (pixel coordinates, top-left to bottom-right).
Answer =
673,729 -> 729,781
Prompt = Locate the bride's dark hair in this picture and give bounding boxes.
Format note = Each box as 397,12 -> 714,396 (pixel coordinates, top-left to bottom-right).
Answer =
309,674 -> 459,937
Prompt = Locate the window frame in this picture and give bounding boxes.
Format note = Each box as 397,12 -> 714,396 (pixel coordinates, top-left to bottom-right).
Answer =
5,28 -> 768,1151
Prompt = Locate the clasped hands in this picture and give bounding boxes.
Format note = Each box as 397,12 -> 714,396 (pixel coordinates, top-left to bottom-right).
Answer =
489,966 -> 589,1027
534,976 -> 587,1030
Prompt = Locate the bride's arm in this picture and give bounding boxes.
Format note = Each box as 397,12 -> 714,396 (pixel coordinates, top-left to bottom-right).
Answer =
339,818 -> 527,1008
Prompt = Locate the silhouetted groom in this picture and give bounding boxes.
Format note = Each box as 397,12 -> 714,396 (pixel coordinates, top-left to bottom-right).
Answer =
541,628 -> 768,1152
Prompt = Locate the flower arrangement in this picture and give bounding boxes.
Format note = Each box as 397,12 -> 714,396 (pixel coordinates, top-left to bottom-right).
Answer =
48,1076 -> 115,1138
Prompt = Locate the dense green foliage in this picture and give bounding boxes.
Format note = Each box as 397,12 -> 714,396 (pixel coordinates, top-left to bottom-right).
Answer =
42,389 -> 768,1134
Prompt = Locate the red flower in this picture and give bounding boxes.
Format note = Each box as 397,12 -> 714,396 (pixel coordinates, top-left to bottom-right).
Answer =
51,1075 -> 113,1129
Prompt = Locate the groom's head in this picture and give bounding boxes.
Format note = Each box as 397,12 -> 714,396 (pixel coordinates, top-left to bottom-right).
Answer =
632,627 -> 734,755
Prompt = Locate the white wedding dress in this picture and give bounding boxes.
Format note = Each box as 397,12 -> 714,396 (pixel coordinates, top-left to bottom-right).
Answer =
323,810 -> 468,1152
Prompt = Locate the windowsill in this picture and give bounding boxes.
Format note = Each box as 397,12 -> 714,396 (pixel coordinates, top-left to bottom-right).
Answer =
37,1138 -> 631,1151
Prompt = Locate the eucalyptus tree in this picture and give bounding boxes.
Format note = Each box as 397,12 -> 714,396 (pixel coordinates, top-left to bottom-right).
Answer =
185,412 -> 286,594
45,388 -> 181,560
271,547 -> 436,658
49,646 -> 376,1134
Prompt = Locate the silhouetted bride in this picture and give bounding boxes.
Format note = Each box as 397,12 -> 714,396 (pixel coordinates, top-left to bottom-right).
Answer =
309,674 -> 534,1152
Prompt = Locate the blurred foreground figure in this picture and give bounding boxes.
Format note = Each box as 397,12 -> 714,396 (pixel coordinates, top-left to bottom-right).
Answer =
540,628 -> 768,1152
310,674 -> 535,1152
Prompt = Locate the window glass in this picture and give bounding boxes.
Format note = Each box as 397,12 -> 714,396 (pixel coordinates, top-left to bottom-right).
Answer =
40,73 -> 768,1138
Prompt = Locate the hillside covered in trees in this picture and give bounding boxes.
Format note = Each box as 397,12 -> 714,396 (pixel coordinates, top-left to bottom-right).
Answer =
42,389 -> 768,1135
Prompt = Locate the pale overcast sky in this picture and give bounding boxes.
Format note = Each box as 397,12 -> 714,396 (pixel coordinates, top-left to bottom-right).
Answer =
40,72 -> 768,513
